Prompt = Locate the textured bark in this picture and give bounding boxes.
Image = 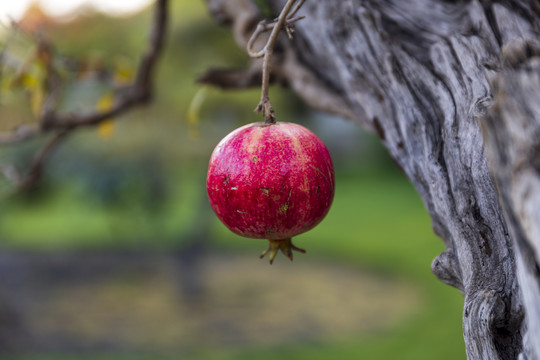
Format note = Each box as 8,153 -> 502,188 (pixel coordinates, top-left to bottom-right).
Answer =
482,57 -> 540,360
204,0 -> 540,359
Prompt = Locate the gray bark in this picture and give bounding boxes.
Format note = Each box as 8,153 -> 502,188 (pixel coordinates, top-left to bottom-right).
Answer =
204,0 -> 540,359
482,57 -> 540,360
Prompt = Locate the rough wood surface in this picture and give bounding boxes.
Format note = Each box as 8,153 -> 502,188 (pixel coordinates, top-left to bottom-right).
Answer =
482,57 -> 540,360
204,0 -> 540,359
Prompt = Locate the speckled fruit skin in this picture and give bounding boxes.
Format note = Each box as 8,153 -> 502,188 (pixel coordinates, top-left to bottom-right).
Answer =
206,122 -> 335,248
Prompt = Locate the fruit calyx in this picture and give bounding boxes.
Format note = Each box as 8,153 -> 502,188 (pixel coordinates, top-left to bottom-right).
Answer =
260,238 -> 306,265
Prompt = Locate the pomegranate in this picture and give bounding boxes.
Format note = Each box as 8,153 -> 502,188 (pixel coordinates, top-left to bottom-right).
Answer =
206,122 -> 335,264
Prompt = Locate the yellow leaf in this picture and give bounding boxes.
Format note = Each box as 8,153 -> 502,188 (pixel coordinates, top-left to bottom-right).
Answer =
21,73 -> 38,89
97,120 -> 116,139
96,92 -> 116,139
114,67 -> 133,86
96,92 -> 115,112
30,86 -> 44,117
112,58 -> 134,86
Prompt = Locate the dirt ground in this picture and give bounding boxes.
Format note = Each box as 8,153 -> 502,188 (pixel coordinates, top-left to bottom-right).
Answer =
0,250 -> 421,354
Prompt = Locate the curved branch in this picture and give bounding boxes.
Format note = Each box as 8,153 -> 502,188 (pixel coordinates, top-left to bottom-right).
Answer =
0,0 -> 169,189
19,130 -> 69,190
203,0 -> 356,121
42,0 -> 168,131
0,125 -> 40,145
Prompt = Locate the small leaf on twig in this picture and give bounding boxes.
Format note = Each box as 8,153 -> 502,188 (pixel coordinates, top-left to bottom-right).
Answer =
97,119 -> 115,139
30,84 -> 44,117
20,68 -> 46,117
187,86 -> 208,139
113,59 -> 134,86
95,92 -> 116,139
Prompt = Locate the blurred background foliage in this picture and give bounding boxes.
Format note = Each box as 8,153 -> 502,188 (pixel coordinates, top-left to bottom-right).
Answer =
0,1 -> 465,359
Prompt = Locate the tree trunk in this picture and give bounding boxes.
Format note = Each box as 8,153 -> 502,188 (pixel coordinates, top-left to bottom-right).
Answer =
482,57 -> 540,360
204,0 -> 540,359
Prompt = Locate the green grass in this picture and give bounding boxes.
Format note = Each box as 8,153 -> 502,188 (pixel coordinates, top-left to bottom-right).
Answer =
208,172 -> 466,359
0,171 -> 466,360
0,167 -> 203,248
213,172 -> 445,277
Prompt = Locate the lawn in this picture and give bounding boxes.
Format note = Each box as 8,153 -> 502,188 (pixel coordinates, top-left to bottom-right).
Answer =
0,169 -> 466,359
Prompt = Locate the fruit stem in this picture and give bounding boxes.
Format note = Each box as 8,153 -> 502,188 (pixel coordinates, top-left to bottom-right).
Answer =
260,238 -> 306,264
247,0 -> 306,125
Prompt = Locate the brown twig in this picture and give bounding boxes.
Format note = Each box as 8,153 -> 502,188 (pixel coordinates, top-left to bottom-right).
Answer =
18,130 -> 69,190
0,130 -> 68,190
0,124 -> 40,145
247,0 -> 305,124
288,0 -> 306,19
43,0 -> 168,130
197,63 -> 264,89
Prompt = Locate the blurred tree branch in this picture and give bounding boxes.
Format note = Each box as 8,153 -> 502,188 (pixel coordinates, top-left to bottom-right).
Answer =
0,0 -> 168,190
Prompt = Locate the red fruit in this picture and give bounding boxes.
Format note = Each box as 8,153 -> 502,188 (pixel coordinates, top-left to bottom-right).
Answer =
206,122 -> 335,264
